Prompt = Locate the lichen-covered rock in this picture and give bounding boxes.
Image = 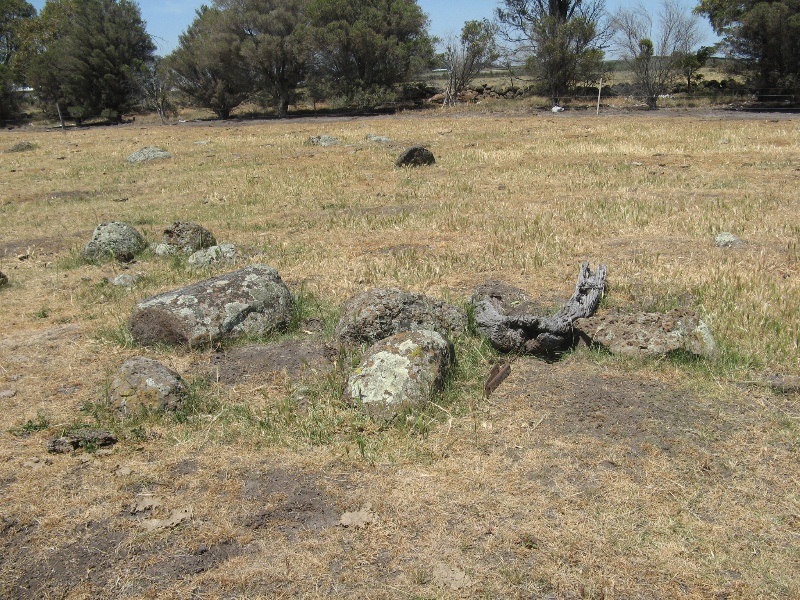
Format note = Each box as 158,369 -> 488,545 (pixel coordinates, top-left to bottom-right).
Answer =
47,429 -> 117,454
81,222 -> 146,261
127,147 -> 172,163
715,232 -> 744,248
335,288 -> 467,345
129,264 -> 294,347
308,135 -> 340,147
109,356 -> 187,414
160,221 -> 216,254
395,146 -> 435,167
366,133 -> 392,143
187,243 -> 237,269
110,273 -> 143,288
346,330 -> 453,421
573,309 -> 717,358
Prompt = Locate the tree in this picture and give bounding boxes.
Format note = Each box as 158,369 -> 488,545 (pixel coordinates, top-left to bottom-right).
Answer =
134,56 -> 176,124
0,0 -> 35,121
695,0 -> 800,98
304,0 -> 434,102
613,0 -> 702,108
166,5 -> 251,119
496,0 -> 609,103
678,45 -> 713,92
23,0 -> 154,123
442,20 -> 499,105
220,0 -> 308,116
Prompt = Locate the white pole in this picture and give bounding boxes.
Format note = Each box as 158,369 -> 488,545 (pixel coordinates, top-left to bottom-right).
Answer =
597,78 -> 603,115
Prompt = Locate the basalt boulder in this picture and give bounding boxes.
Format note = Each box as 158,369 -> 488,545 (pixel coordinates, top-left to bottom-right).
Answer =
129,265 -> 294,347
109,356 -> 187,414
81,222 -> 146,262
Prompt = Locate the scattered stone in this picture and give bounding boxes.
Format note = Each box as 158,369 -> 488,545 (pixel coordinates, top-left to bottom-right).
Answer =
127,147 -> 172,163
395,146 -> 435,167
210,339 -> 336,385
160,221 -> 217,254
339,507 -> 375,528
141,507 -> 192,531
763,374 -> 800,394
472,263 -> 607,354
0,271 -> 7,287
573,309 -> 718,358
114,465 -> 134,477
366,133 -> 392,143
129,265 -> 294,347
47,429 -> 117,454
5,141 -> 36,153
152,242 -> 177,256
551,106 -> 565,113
81,222 -> 146,262
187,243 -> 237,269
346,330 -> 453,421
131,495 -> 163,513
715,232 -> 745,248
110,273 -> 142,288
22,457 -> 50,470
308,135 -> 340,147
432,563 -> 472,591
335,288 -> 467,345
0,389 -> 17,398
109,356 -> 188,414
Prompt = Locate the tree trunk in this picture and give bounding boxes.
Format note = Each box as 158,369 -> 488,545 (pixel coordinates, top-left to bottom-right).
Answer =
472,262 -> 607,355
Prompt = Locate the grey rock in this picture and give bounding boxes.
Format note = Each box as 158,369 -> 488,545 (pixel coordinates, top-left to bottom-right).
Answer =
152,242 -> 177,256
366,133 -> 392,143
335,288 -> 467,345
763,375 -> 800,394
308,135 -> 340,147
715,232 -> 744,248
574,309 -> 717,358
395,146 -> 435,167
129,264 -> 294,347
110,273 -> 142,288
346,330 -> 453,421
187,243 -> 237,270
81,222 -> 146,262
161,221 -> 217,254
5,141 -> 36,153
0,389 -> 16,399
0,271 -> 7,287
109,356 -> 187,414
127,147 -> 172,163
47,429 -> 117,454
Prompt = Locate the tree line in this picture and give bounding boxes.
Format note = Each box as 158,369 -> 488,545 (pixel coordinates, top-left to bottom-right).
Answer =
1,0 -> 798,124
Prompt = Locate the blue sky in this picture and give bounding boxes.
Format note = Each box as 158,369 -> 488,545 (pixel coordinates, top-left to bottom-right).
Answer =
29,0 -> 717,56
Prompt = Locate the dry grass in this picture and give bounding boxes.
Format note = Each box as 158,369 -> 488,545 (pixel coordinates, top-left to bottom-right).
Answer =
0,106 -> 798,599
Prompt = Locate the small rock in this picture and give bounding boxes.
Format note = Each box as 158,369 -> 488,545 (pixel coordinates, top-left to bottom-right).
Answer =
763,375 -> 800,394
308,135 -> 340,147
551,106 -> 565,113
127,147 -> 172,163
395,146 -> 435,167
346,330 -> 453,421
339,507 -> 375,528
160,221 -> 217,254
715,232 -> 744,248
0,389 -> 18,398
335,288 -> 467,345
152,242 -> 177,256
81,222 -> 146,262
366,133 -> 392,143
47,429 -> 117,454
110,273 -> 142,288
0,271 -> 8,286
5,141 -> 36,153
187,243 -> 237,269
109,356 -> 187,414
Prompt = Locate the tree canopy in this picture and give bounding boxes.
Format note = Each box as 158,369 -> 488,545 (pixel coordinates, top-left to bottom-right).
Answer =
22,0 -> 154,122
0,0 -> 34,121
695,0 -> 800,97
496,0 -> 609,103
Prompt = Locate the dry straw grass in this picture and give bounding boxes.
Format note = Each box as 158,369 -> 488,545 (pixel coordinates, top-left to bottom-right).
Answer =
0,106 -> 798,599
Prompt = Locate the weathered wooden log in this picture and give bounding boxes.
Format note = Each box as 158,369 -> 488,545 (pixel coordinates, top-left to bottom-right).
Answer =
472,262 -> 607,354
